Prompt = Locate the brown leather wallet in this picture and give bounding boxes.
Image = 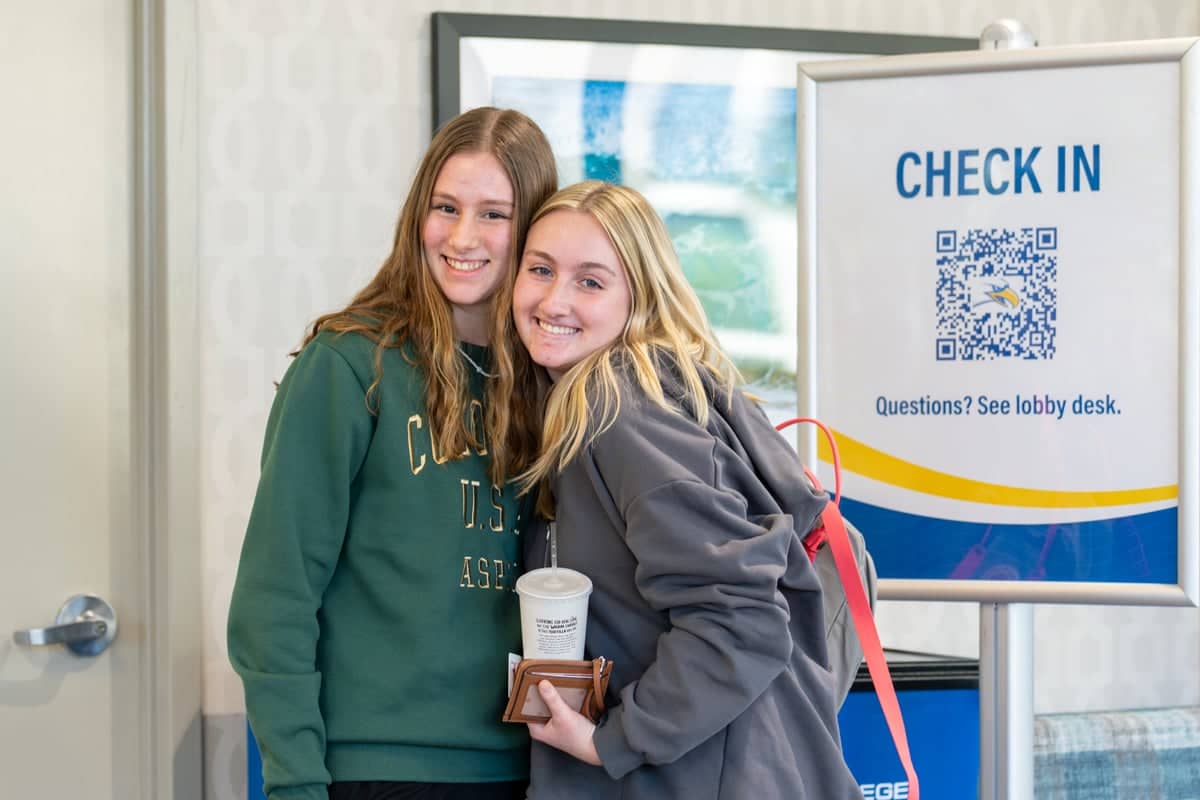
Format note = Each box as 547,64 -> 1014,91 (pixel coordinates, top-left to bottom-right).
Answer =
502,657 -> 613,724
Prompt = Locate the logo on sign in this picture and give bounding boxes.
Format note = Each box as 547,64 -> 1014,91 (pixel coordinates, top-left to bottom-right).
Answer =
934,227 -> 1058,361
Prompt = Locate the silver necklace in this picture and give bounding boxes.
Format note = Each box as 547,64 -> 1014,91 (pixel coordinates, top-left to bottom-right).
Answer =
458,345 -> 497,378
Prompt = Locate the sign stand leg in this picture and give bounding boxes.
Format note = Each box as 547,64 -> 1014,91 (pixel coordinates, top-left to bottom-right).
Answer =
979,602 -> 1034,800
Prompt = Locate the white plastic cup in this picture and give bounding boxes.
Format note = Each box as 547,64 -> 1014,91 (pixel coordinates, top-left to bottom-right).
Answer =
514,567 -> 593,660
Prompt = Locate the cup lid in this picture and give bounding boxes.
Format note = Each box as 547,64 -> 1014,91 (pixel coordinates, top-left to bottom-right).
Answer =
515,567 -> 592,599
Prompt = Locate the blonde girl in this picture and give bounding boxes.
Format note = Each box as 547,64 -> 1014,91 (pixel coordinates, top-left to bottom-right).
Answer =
508,181 -> 862,799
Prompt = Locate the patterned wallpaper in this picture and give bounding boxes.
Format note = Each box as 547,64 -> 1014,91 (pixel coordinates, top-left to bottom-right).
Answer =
198,1 -> 1199,795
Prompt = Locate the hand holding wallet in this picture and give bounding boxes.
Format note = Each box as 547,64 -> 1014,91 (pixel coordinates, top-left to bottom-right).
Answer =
502,656 -> 612,724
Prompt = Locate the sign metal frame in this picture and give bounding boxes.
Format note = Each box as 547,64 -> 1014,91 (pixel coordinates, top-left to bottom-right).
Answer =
796,38 -> 1200,605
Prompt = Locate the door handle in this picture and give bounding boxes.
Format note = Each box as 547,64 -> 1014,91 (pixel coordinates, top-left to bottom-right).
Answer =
12,594 -> 118,656
14,619 -> 107,646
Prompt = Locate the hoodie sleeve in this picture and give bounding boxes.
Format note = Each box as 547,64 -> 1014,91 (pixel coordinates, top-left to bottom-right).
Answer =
585,400 -> 805,779
226,337 -> 374,800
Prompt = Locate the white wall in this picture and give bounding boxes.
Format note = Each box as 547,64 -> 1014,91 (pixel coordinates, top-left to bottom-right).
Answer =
199,0 -> 1200,735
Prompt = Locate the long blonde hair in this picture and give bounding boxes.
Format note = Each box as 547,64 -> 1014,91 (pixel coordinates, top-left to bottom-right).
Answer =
301,107 -> 556,484
514,182 -> 741,510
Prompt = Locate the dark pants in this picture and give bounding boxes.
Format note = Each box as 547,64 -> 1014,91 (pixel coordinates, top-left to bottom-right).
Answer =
328,781 -> 527,800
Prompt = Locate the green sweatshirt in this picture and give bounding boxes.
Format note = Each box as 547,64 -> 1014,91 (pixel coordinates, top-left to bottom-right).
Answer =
228,330 -> 531,800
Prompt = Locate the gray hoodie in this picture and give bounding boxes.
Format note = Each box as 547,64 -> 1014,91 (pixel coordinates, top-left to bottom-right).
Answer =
525,363 -> 863,799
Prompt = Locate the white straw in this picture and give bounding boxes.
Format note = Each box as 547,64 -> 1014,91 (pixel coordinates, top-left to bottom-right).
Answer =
549,520 -> 558,573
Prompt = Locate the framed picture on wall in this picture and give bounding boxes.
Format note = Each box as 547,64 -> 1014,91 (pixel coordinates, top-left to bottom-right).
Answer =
432,13 -> 973,421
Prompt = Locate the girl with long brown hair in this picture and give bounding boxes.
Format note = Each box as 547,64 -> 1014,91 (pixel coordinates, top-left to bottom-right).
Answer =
228,107 -> 556,800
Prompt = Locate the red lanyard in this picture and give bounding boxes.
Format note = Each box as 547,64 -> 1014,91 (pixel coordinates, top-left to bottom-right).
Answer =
776,417 -> 920,800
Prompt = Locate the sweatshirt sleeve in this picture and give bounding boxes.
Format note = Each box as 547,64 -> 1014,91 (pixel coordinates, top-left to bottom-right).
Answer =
588,412 -> 800,779
227,338 -> 374,800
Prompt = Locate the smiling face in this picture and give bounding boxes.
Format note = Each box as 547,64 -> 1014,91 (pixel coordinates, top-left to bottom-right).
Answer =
513,209 -> 633,381
422,150 -> 515,344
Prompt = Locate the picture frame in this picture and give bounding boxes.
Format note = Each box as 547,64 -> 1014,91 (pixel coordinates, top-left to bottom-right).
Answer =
432,13 -> 974,421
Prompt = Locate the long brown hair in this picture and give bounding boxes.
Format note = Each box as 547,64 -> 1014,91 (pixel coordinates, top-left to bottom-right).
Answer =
301,107 -> 556,484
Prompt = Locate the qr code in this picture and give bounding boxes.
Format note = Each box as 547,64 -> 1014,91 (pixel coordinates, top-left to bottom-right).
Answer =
934,227 -> 1058,361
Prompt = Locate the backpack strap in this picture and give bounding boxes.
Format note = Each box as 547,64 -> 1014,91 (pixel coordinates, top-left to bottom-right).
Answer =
776,417 -> 920,800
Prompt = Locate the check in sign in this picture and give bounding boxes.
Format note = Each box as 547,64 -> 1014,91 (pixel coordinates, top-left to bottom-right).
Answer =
797,39 -> 1199,605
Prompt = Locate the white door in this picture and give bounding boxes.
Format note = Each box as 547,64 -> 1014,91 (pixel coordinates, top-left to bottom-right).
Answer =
0,3 -> 147,796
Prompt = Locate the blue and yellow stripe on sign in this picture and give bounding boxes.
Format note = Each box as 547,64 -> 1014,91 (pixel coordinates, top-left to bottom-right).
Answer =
818,429 -> 1178,583
819,429 -> 1178,508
